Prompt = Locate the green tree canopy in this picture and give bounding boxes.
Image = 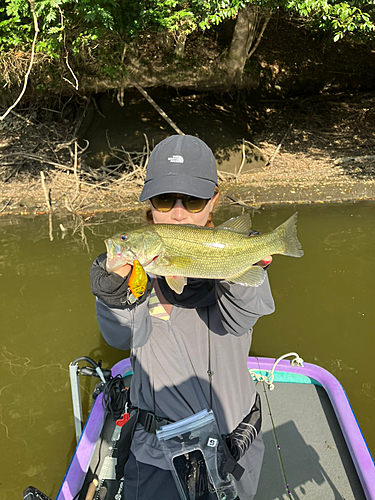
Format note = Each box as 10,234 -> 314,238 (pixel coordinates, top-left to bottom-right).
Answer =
2,0 -> 374,50
286,0 -> 375,41
1,0 -> 374,90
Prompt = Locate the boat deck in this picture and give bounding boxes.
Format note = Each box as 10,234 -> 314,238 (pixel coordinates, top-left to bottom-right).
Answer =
53,358 -> 374,500
255,381 -> 366,499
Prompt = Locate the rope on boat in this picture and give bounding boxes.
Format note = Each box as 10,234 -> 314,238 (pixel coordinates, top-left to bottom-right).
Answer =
249,352 -> 304,390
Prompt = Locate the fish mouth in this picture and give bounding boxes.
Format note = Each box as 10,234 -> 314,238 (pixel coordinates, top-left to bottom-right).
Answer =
105,238 -> 126,272
105,238 -> 122,257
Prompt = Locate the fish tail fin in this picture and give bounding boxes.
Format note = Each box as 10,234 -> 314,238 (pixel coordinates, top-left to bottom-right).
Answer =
276,212 -> 304,257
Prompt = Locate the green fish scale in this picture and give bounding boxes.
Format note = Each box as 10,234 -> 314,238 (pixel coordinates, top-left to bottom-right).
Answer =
148,224 -> 284,279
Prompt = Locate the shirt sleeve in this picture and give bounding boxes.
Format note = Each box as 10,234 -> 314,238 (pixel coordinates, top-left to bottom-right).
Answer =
90,253 -> 153,349
90,252 -> 152,308
96,297 -> 152,350
214,273 -> 275,336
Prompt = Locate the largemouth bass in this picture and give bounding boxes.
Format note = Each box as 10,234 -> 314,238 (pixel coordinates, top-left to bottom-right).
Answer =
105,213 -> 303,294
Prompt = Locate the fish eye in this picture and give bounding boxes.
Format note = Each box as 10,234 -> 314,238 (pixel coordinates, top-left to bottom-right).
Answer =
120,234 -> 128,241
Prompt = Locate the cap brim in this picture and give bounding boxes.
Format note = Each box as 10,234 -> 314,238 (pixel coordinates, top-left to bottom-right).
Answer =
139,175 -> 216,202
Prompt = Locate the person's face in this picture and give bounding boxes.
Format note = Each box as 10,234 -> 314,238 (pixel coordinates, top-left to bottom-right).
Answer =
149,192 -> 219,226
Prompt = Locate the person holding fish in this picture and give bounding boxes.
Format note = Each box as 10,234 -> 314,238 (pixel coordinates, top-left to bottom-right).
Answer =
90,135 -> 303,500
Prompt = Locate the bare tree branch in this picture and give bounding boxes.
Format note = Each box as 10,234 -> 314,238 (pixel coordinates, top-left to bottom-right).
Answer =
0,0 -> 39,121
132,81 -> 185,135
59,6 -> 79,90
248,10 -> 272,60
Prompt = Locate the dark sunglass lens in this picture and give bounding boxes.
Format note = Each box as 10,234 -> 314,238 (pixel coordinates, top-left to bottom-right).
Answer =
184,196 -> 208,213
151,194 -> 209,213
151,194 -> 175,212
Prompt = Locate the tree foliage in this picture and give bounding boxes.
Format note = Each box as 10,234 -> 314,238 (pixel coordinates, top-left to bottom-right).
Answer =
1,0 -> 374,53
1,0 -> 374,89
286,0 -> 375,41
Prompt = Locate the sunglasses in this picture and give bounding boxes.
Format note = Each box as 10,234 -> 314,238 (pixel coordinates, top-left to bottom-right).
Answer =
150,194 -> 210,213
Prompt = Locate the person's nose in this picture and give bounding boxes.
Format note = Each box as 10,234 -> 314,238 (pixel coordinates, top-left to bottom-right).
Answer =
171,199 -> 188,222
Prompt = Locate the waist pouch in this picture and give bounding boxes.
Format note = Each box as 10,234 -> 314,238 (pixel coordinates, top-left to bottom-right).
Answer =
115,393 -> 261,485
156,409 -> 238,500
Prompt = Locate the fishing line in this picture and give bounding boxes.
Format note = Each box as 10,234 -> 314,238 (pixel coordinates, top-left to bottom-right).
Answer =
207,309 -> 213,410
255,357 -> 294,499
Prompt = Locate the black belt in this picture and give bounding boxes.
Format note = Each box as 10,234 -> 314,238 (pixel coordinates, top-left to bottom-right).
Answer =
137,408 -> 174,433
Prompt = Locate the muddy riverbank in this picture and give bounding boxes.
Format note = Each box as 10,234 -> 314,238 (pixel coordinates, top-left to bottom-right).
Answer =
2,155 -> 374,217
1,90 -> 375,216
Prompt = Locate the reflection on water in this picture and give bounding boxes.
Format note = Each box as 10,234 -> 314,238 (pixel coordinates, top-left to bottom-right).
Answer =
0,202 -> 374,499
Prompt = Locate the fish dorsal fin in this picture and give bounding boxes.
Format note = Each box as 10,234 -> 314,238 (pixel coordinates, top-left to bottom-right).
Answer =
229,265 -> 266,287
215,214 -> 252,234
165,276 -> 187,294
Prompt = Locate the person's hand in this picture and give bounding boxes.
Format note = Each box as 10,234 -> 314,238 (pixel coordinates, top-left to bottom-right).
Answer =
257,256 -> 272,268
114,263 -> 132,278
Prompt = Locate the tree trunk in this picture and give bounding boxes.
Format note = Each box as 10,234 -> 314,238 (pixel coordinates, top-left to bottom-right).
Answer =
226,5 -> 259,85
175,33 -> 186,57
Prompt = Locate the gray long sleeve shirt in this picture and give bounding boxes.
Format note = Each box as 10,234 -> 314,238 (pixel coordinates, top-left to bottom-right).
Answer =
93,268 -> 275,477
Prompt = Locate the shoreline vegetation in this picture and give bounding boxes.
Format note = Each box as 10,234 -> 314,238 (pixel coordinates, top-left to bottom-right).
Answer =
1,88 -> 375,218
1,6 -> 375,218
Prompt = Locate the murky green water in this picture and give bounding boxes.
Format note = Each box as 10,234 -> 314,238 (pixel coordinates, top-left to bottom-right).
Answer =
1,202 -> 374,499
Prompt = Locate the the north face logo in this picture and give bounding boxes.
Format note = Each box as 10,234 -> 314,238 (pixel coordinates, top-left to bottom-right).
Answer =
168,155 -> 184,163
207,437 -> 218,447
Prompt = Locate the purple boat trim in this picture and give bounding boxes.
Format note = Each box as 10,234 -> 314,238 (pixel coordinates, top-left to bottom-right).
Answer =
54,357 -> 375,500
248,356 -> 375,500
56,358 -> 132,500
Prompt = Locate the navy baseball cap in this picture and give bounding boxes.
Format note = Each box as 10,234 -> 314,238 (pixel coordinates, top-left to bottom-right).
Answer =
139,135 -> 218,202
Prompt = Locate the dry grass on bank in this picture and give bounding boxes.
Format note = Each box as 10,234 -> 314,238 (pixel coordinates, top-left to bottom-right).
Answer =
1,92 -> 375,216
0,111 -> 151,214
0,109 -> 241,215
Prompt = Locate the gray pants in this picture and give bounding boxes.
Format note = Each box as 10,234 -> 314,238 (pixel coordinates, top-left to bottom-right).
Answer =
123,452 -> 228,499
123,451 -> 181,500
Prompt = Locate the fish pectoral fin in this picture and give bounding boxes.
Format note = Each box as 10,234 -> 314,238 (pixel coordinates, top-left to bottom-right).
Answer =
229,265 -> 266,287
215,214 -> 252,234
165,276 -> 187,294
